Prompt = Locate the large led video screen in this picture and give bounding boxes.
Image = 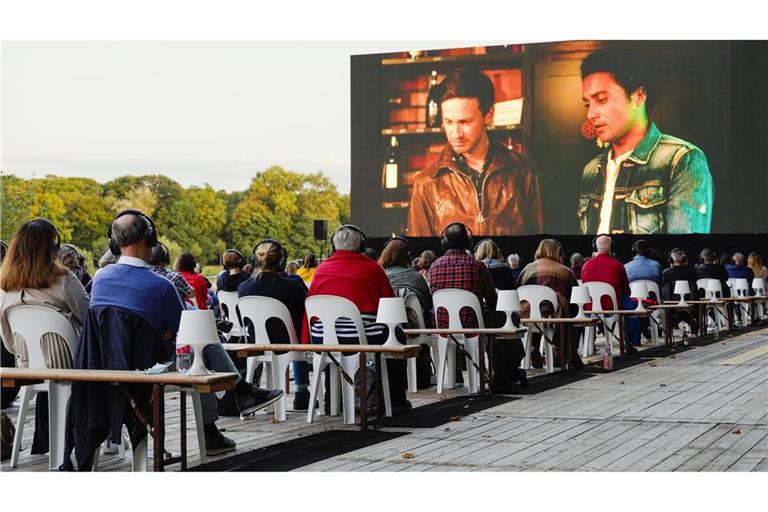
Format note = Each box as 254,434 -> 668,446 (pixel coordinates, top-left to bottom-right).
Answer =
350,40 -> 768,237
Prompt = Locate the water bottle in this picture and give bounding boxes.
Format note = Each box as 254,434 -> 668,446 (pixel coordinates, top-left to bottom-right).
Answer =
603,347 -> 614,371
176,344 -> 192,373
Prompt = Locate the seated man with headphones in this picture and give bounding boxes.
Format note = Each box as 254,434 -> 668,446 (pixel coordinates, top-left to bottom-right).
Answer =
662,248 -> 700,336
300,224 -> 411,412
582,234 -> 641,350
625,239 -> 663,289
149,242 -> 195,302
79,210 -> 282,462
430,222 -> 527,391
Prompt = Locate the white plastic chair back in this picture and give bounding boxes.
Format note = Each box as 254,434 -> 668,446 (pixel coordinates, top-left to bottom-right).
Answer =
753,278 -> 766,295
517,285 -> 558,319
632,279 -> 662,303
237,295 -> 299,344
305,295 -> 368,345
697,278 -> 722,299
217,290 -> 240,323
6,305 -> 78,369
403,293 -> 427,338
734,278 -> 750,297
726,278 -> 735,294
432,289 -> 485,329
584,281 -> 618,311
6,305 -> 79,470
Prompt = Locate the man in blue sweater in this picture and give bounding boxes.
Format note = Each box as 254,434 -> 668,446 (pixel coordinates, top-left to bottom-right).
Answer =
91,210 -> 281,456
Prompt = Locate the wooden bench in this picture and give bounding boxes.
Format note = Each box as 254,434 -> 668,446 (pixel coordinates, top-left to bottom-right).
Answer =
222,343 -> 421,429
0,367 -> 237,471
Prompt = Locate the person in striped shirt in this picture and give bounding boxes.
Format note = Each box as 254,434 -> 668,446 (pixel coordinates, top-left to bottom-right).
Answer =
300,225 -> 409,411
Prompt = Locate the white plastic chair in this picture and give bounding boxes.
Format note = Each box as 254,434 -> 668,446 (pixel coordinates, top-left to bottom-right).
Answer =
517,285 -> 558,373
696,278 -> 727,334
217,290 -> 244,339
401,293 -> 438,393
752,278 -> 766,320
431,289 -> 485,393
237,295 -> 309,421
6,305 -> 79,470
583,282 -> 620,357
733,278 -> 751,326
631,279 -> 663,345
305,295 -> 391,425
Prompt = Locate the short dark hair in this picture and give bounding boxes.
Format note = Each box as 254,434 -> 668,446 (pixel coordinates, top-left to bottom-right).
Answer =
444,223 -> 471,251
149,244 -> 167,266
177,252 -> 197,272
633,239 -> 650,257
581,50 -> 656,111
438,68 -> 496,116
700,248 -> 716,263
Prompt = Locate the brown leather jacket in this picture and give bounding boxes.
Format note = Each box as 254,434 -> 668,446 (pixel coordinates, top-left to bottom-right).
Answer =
406,143 -> 544,236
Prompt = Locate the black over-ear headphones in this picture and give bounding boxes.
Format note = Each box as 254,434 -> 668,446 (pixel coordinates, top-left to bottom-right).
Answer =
591,233 -> 610,253
330,224 -> 367,253
30,218 -> 62,253
440,222 -> 473,252
382,235 -> 413,261
224,248 -> 246,268
253,239 -> 287,272
157,241 -> 171,265
107,209 -> 158,256
668,248 -> 686,265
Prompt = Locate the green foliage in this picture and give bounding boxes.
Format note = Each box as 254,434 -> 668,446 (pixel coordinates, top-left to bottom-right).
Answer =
1,166 -> 350,267
229,166 -> 348,261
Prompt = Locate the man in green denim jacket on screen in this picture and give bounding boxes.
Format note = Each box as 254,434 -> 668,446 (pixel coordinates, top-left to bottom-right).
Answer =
578,50 -> 713,235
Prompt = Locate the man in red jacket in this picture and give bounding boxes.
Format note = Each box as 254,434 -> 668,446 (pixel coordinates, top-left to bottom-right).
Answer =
300,224 -> 409,410
581,234 -> 640,349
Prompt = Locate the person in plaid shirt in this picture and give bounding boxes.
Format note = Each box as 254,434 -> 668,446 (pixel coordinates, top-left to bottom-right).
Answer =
429,223 -> 497,329
429,223 -> 527,391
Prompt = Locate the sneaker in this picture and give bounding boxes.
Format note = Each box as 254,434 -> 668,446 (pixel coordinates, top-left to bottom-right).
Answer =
293,390 -> 310,411
205,431 -> 236,456
236,388 -> 284,417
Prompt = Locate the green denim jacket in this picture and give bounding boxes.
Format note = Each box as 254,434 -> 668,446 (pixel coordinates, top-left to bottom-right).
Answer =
577,122 -> 713,234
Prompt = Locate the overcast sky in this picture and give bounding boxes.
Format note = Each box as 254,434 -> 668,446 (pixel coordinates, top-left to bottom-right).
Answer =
1,40 -> 469,194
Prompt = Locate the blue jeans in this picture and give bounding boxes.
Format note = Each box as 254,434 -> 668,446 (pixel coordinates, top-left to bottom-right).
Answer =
620,295 -> 641,346
293,361 -> 309,391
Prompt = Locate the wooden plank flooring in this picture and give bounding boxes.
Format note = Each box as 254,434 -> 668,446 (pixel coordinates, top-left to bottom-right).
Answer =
2,326 -> 767,472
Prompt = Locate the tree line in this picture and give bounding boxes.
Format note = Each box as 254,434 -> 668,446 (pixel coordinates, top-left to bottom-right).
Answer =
0,166 -> 350,270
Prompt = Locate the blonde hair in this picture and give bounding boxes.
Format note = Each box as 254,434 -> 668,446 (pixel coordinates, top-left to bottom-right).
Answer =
474,239 -> 502,262
534,239 -> 563,263
253,241 -> 283,275
748,252 -> 764,279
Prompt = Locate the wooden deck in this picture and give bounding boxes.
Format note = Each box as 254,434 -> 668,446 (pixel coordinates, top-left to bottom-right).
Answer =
2,326 -> 767,472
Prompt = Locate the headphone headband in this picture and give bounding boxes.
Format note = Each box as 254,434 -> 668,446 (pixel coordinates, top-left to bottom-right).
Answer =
331,224 -> 367,253
30,218 -> 62,253
107,209 -> 158,256
440,222 -> 473,251
253,238 -> 287,272
223,248 -> 246,268
591,233 -> 611,253
382,235 -> 413,262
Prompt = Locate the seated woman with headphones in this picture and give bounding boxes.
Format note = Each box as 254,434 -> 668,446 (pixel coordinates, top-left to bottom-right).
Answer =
237,239 -> 311,410
217,249 -> 251,292
378,236 -> 432,316
0,218 -> 90,453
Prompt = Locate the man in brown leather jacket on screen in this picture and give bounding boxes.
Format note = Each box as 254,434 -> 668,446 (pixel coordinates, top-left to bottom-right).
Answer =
406,68 -> 544,236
